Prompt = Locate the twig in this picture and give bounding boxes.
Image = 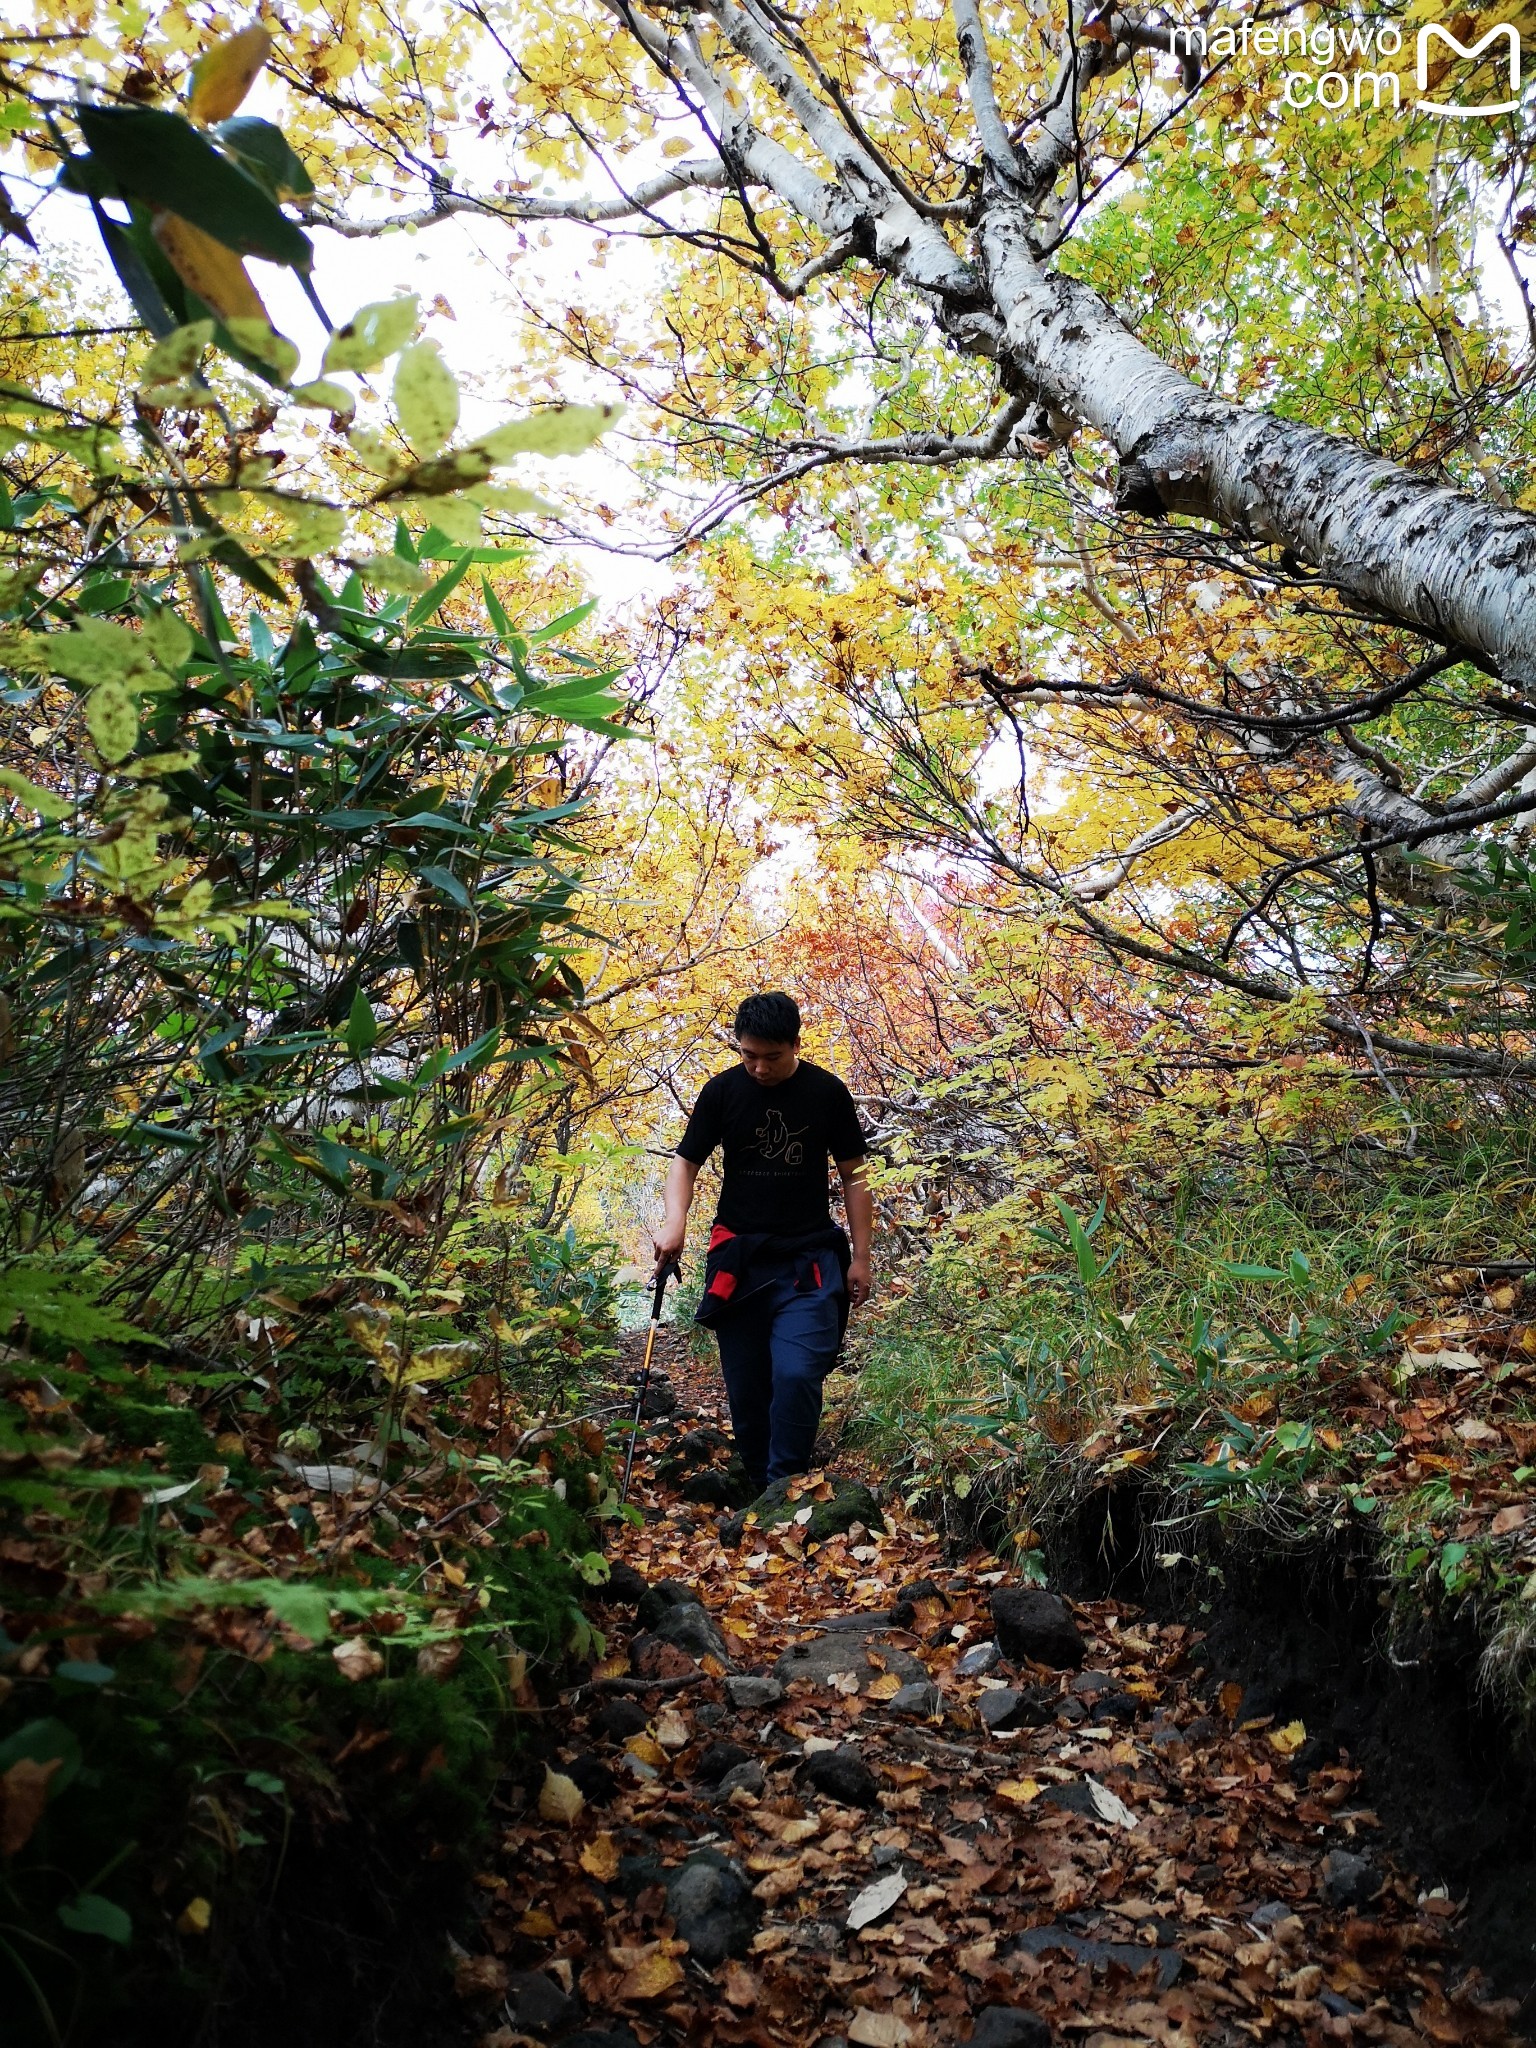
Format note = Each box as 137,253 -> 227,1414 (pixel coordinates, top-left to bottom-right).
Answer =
581,1671 -> 710,1695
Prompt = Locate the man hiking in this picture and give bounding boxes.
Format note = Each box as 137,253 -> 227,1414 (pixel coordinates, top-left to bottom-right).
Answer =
652,992 -> 873,1495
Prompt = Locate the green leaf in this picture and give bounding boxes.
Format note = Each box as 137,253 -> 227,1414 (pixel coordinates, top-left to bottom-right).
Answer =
344,986 -> 380,1055
1221,1262 -> 1287,1281
418,863 -> 472,909
322,296 -> 419,373
0,766 -> 72,819
406,550 -> 475,628
526,599 -> 599,645
473,403 -> 619,463
72,105 -> 312,270
289,378 -> 355,416
211,116 -> 314,200
55,1659 -> 116,1685
224,318 -> 300,382
58,1894 -> 132,1945
85,679 -> 139,763
139,606 -> 194,672
393,340 -> 459,458
140,320 -> 215,383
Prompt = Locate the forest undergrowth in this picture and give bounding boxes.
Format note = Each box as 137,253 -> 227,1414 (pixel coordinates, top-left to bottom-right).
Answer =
842,1109 -> 1536,1729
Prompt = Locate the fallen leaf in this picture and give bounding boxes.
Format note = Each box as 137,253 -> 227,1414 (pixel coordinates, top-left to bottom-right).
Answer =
846,1869 -> 908,1930
332,1638 -> 384,1683
581,1833 -> 620,1881
1456,1416 -> 1502,1445
1087,1776 -> 1138,1829
866,1671 -> 903,1700
453,1952 -> 508,2000
1268,1720 -> 1307,1756
516,1907 -> 557,1937
416,1638 -> 462,1681
1219,1680 -> 1244,1720
176,1895 -> 212,1936
720,1960 -> 760,2008
624,1733 -> 667,1769
619,1950 -> 685,2000
537,1766 -> 585,1826
595,1651 -> 629,1680
997,1777 -> 1041,1804
0,1755 -> 62,1856
848,2011 -> 914,2046
653,1707 -> 690,1749
1492,1505 -> 1528,1536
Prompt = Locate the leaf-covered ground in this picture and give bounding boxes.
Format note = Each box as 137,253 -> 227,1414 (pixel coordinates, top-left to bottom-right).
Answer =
454,1334 -> 1523,2048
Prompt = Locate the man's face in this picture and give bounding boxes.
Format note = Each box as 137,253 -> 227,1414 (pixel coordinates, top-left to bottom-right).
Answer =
737,1033 -> 799,1086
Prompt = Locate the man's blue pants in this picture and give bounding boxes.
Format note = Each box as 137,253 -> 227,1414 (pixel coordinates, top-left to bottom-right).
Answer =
714,1260 -> 844,1489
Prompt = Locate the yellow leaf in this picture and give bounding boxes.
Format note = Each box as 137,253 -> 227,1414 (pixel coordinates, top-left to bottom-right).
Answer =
997,1777 -> 1041,1804
516,1907 -> 557,1937
189,25 -> 274,123
618,1950 -> 684,2000
594,1651 -> 629,1680
1268,1720 -> 1307,1756
537,1766 -> 585,1826
580,1833 -> 621,1881
151,213 -> 269,325
1341,1272 -> 1377,1306
176,1895 -> 212,1936
866,1671 -> 902,1700
624,1733 -> 667,1769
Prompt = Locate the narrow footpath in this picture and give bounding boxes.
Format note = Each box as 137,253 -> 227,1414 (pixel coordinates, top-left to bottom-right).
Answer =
454,1334 -> 1520,2048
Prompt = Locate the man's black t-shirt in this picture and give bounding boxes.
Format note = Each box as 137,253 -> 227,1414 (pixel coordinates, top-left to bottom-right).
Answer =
676,1061 -> 869,1236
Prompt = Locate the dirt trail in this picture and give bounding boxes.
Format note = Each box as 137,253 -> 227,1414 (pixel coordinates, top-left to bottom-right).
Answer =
457,1334 -> 1520,2048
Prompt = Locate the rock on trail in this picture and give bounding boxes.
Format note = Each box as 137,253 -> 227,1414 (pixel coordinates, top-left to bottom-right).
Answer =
452,1326 -> 1521,2047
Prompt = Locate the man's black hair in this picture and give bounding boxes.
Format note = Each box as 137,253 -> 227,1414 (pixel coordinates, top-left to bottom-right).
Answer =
734,992 -> 801,1043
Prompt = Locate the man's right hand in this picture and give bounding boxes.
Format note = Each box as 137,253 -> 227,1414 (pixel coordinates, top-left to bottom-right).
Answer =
651,1222 -> 686,1275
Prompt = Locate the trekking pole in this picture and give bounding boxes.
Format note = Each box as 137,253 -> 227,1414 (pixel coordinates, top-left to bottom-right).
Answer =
619,1254 -> 680,1505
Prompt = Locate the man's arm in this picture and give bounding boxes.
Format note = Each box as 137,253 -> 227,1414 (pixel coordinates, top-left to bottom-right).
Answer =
653,1155 -> 701,1272
838,1157 -> 873,1310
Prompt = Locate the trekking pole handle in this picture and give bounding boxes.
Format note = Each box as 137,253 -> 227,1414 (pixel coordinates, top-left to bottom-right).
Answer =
650,1254 -> 680,1322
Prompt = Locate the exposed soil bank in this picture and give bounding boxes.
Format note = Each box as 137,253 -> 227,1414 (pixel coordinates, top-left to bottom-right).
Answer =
1052,1481 -> 1536,2014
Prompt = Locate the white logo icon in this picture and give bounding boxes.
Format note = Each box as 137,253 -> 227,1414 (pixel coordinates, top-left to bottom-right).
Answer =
1415,21 -> 1521,117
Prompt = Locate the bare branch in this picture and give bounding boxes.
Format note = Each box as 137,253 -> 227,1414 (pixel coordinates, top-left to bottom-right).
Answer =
315,155 -> 735,236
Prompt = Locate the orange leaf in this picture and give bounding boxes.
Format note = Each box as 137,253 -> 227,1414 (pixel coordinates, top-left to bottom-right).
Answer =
0,1755 -> 61,1856
581,1833 -> 621,1882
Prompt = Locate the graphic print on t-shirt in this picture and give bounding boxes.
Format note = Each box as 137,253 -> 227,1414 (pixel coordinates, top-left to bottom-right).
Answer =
756,1106 -> 808,1165
676,1059 -> 870,1236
